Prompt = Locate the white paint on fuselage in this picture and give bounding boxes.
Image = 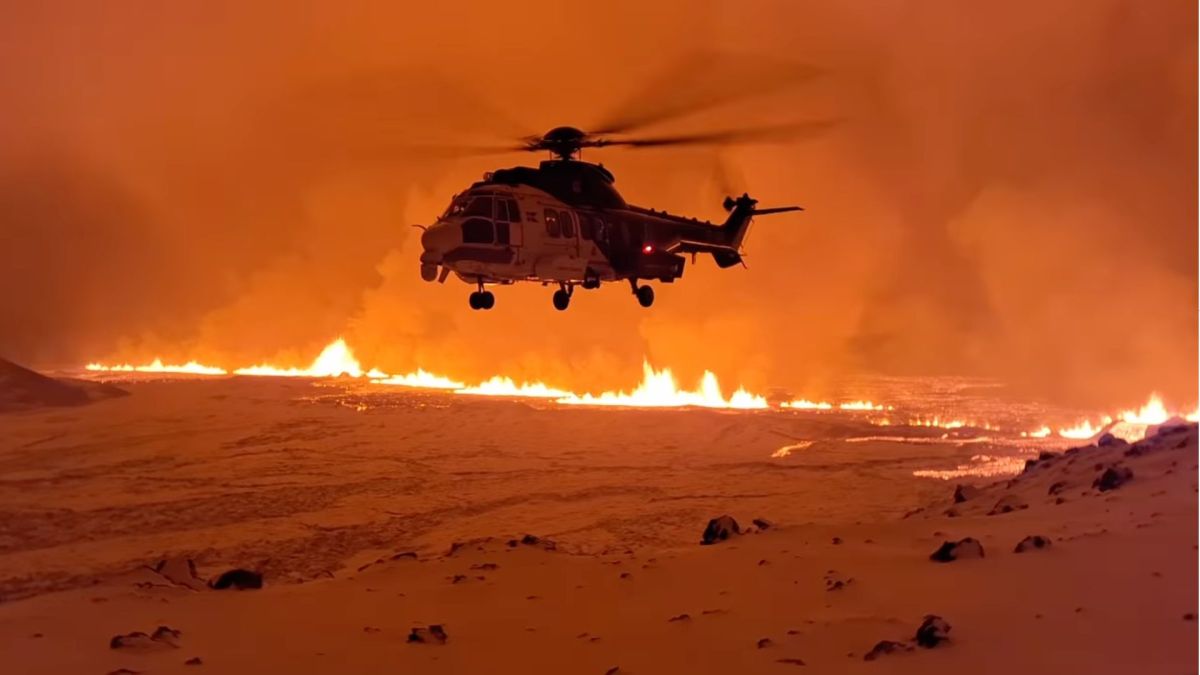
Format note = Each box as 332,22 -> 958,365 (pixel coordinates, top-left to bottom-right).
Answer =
429,184 -> 617,286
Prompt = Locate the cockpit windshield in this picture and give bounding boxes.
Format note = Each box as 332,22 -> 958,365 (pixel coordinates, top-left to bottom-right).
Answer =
442,192 -> 498,219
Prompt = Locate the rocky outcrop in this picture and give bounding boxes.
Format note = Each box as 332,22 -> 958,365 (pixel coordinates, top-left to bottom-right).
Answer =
929,537 -> 984,562
700,515 -> 740,545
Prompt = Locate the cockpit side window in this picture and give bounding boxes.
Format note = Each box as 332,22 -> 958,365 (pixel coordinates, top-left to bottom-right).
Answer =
506,199 -> 521,223
579,214 -> 595,240
545,209 -> 561,237
463,196 -> 492,218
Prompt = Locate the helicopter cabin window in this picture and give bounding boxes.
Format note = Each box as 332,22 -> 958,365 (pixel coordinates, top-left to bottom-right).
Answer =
560,210 -> 576,238
579,214 -> 596,240
463,196 -> 493,218
506,199 -> 521,222
545,209 -> 561,237
494,221 -> 510,245
462,218 -> 494,244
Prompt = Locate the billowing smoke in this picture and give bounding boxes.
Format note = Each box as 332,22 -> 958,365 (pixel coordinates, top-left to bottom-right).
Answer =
0,0 -> 1194,408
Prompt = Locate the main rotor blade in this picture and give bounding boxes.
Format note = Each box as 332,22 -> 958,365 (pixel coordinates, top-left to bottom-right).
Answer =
591,51 -> 823,136
594,118 -> 842,150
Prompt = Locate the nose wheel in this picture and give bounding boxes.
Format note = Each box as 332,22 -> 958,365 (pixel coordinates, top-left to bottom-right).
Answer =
469,290 -> 495,310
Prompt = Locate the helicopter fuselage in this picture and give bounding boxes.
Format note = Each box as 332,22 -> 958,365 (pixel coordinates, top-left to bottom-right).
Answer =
418,160 -> 795,310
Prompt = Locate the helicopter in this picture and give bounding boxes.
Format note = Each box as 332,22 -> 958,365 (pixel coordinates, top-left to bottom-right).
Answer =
408,54 -> 835,310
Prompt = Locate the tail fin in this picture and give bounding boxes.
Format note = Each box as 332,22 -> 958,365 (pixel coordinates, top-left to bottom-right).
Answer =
713,193 -> 802,268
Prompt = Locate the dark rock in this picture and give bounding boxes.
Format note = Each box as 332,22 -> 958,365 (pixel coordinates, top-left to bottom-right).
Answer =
952,484 -> 979,503
1048,481 -> 1068,495
470,562 -> 498,571
1094,466 -> 1133,492
752,518 -> 774,530
914,615 -> 952,648
988,494 -> 1029,515
407,625 -> 448,645
700,515 -> 740,545
152,626 -> 182,642
863,640 -> 912,661
106,670 -> 141,675
776,658 -> 807,666
1097,433 -> 1125,447
929,537 -> 984,562
1014,535 -> 1052,553
1183,613 -> 1195,621
110,626 -> 180,651
667,613 -> 690,622
831,536 -> 843,545
210,569 -> 262,590
604,667 -> 621,675
506,534 -> 558,551
184,657 -> 203,666
757,637 -> 773,648
824,571 -> 853,591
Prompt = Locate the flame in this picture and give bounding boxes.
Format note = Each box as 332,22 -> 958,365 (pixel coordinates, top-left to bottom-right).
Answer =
839,400 -> 892,411
371,369 -> 464,390
782,399 -> 833,410
1058,419 -> 1101,440
907,417 -> 968,429
558,362 -> 768,409
1022,426 -> 1052,438
233,338 -> 368,378
84,359 -> 227,375
1118,394 -> 1170,425
458,376 -> 572,398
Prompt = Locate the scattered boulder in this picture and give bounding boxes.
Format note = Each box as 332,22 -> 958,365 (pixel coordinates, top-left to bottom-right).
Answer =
776,658 -> 807,666
1048,481 -> 1068,496
1093,466 -> 1133,492
929,537 -> 984,562
824,571 -> 854,591
831,536 -> 843,545
700,515 -> 740,545
1014,535 -> 1052,553
210,569 -> 262,590
952,484 -> 979,503
506,534 -> 557,551
1097,433 -> 1125,448
667,613 -> 691,622
110,626 -> 181,651
752,518 -> 774,531
863,640 -> 912,661
988,494 -> 1029,515
407,625 -> 448,645
915,615 -> 952,648
757,637 -> 773,649
184,657 -> 203,666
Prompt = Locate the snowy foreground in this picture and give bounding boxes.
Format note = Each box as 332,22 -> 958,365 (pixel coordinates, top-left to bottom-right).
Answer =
0,377 -> 1195,674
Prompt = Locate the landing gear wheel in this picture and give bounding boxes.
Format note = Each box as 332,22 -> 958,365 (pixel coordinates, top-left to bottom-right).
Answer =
468,292 -> 482,310
635,285 -> 655,308
552,289 -> 571,311
479,291 -> 495,310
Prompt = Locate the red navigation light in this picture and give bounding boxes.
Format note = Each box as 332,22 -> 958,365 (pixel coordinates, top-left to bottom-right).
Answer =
642,244 -> 654,254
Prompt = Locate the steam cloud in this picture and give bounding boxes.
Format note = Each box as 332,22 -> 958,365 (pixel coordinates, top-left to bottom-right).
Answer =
1,0 -> 1195,408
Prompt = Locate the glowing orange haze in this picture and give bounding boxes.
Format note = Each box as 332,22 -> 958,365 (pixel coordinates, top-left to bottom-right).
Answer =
85,339 -> 1198,436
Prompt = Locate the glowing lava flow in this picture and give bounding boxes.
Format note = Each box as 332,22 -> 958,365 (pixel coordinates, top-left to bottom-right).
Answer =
85,360 -> 227,375
371,370 -> 464,390
781,399 -> 833,410
234,339 -> 385,378
458,376 -> 572,398
557,362 -> 768,409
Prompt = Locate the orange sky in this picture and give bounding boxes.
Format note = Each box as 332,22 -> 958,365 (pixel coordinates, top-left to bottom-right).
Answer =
0,0 -> 1196,408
